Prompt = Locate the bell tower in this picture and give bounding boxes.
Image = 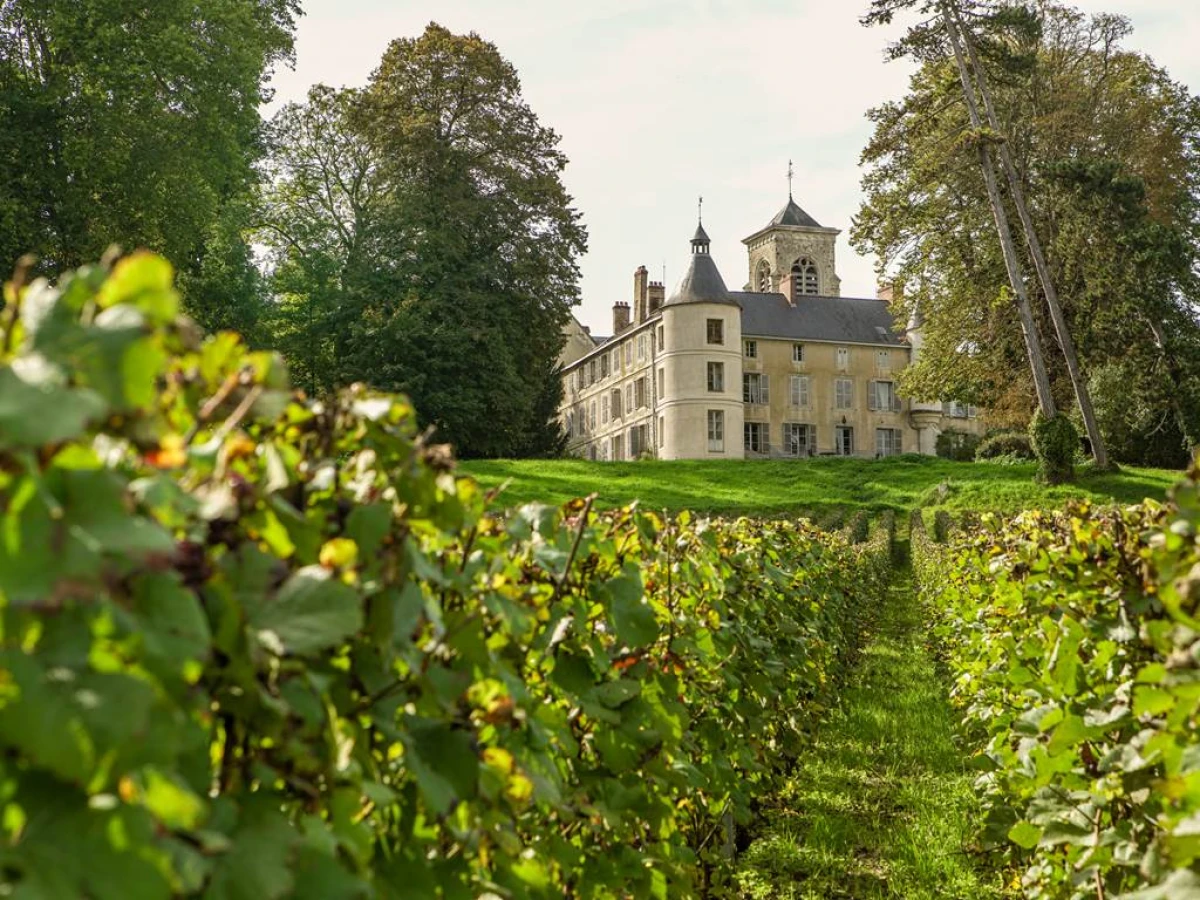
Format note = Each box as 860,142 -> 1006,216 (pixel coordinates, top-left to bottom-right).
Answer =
743,163 -> 842,299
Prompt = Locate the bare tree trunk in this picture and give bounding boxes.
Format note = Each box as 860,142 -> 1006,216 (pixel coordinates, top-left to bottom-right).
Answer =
948,4 -> 1112,469
938,2 -> 1057,417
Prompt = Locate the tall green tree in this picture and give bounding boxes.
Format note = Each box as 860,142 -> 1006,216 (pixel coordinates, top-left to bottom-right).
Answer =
0,0 -> 299,332
857,1 -> 1200,465
259,24 -> 585,457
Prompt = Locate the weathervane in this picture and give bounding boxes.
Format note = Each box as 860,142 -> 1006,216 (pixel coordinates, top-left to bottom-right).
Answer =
698,195 -> 704,224
787,160 -> 794,200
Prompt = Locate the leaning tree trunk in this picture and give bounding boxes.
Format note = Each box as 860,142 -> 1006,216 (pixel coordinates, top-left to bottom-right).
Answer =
938,2 -> 1057,418
947,3 -> 1112,469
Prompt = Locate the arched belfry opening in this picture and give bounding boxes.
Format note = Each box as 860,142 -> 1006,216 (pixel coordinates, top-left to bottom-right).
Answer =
756,259 -> 772,292
792,257 -> 819,298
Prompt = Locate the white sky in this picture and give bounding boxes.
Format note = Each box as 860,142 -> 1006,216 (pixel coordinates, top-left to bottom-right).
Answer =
266,1 -> 1200,335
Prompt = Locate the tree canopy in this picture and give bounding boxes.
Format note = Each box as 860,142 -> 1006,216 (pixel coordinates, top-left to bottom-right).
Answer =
855,1 -> 1200,465
258,23 -> 585,458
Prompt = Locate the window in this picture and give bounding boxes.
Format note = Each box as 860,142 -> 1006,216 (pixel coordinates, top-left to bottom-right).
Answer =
835,378 -> 854,410
789,375 -> 810,408
629,424 -> 648,457
626,384 -> 634,414
756,259 -> 772,292
707,410 -> 725,452
589,445 -> 598,461
868,380 -> 899,412
637,334 -> 646,362
624,342 -> 632,367
876,428 -> 902,457
967,404 -> 979,419
707,362 -> 725,393
836,347 -> 849,370
792,257 -> 819,298
611,389 -> 622,420
792,343 -> 805,363
566,412 -> 574,437
949,401 -> 968,418
744,340 -> 758,359
635,378 -> 647,409
835,426 -> 854,456
658,367 -> 665,401
743,373 -> 770,405
589,360 -> 597,384
783,423 -> 816,457
600,354 -> 610,379
602,394 -> 610,424
876,350 -> 891,373
601,442 -> 609,462
612,435 -> 624,462
706,319 -> 724,345
658,416 -> 665,446
589,401 -> 596,431
744,422 -> 770,455
657,325 -> 664,352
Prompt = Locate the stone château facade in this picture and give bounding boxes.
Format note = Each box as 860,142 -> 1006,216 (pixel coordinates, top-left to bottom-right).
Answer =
558,194 -> 984,461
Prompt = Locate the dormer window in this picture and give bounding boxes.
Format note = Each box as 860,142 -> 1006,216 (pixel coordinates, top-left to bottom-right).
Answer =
792,257 -> 819,298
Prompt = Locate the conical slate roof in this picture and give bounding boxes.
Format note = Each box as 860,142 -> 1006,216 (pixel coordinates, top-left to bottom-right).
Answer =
692,222 -> 711,244
667,225 -> 738,308
770,197 -> 822,228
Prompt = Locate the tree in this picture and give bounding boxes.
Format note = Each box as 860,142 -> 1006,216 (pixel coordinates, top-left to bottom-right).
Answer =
0,0 -> 299,315
259,24 -> 586,457
857,1 -> 1200,465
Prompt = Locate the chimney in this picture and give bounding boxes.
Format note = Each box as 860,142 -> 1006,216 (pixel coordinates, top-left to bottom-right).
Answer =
780,273 -> 801,307
647,281 -> 665,314
613,301 -> 631,334
633,266 -> 649,325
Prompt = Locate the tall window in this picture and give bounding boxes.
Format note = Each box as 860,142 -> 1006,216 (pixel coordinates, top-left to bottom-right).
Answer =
588,360 -> 597,384
657,325 -> 665,352
782,423 -> 815,457
707,362 -> 725,393
792,257 -> 819,297
589,401 -> 596,431
623,342 -> 632,367
630,424 -> 647,457
707,410 -> 724,452
600,354 -> 610,379
792,343 -> 805,363
637,334 -> 646,362
602,394 -> 610,424
612,435 -> 624,462
756,259 -> 772,292
869,380 -> 898,412
658,367 -> 665,400
611,389 -> 622,420
835,378 -> 853,410
626,384 -> 634,414
789,375 -> 810,408
744,340 -> 758,358
635,378 -> 646,409
876,428 -> 902,457
706,319 -> 724,345
744,422 -> 770,455
836,347 -> 849,370
835,426 -> 854,456
743,373 -> 770,405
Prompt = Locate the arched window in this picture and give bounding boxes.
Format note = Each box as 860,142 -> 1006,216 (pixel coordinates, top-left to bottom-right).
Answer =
756,259 -> 772,292
791,257 -> 819,298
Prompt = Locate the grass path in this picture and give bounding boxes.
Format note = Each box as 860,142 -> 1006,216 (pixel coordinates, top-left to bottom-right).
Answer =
735,543 -> 1009,899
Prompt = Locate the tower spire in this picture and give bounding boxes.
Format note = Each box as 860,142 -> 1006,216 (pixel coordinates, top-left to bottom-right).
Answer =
787,160 -> 794,200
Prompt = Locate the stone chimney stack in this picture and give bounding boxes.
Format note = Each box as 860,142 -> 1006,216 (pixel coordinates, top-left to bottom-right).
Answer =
633,266 -> 649,325
780,273 -> 801,307
647,281 -> 665,315
613,301 -> 631,334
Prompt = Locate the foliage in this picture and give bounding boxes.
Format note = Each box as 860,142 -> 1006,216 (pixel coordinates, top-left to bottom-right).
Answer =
976,431 -> 1035,463
914,467 -> 1200,898
937,429 -> 983,462
257,24 -> 586,457
0,0 -> 298,310
0,253 -> 890,898
856,3 -> 1200,459
1030,410 -> 1077,484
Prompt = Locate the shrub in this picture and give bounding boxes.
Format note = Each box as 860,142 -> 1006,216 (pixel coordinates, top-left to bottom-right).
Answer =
0,254 -> 892,898
974,430 -> 1034,462
914,470 -> 1200,897
1030,409 -> 1078,483
936,428 -> 982,462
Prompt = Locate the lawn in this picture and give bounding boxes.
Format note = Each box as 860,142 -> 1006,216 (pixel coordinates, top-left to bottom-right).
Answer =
460,455 -> 1184,517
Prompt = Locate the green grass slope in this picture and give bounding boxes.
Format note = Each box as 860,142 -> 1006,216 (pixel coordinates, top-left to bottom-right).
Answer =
461,456 -> 1182,517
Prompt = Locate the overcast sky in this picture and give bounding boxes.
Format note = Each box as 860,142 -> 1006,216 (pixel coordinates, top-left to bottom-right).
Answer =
266,1 -> 1200,335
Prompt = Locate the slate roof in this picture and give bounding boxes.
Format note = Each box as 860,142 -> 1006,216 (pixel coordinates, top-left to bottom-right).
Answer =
692,222 -> 711,244
734,291 -> 904,346
665,251 -> 740,308
769,198 -> 822,229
